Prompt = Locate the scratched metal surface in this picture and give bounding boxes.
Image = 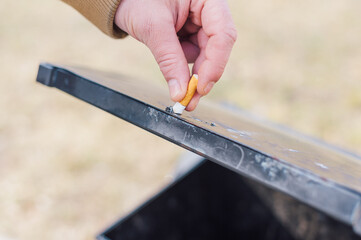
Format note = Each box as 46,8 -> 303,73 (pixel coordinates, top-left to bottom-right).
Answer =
36,63 -> 361,234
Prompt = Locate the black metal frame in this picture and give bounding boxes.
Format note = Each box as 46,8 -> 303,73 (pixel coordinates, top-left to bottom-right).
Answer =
36,63 -> 361,235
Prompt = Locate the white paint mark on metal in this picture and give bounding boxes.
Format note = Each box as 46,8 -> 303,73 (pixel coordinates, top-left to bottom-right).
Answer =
288,149 -> 299,152
315,162 -> 329,170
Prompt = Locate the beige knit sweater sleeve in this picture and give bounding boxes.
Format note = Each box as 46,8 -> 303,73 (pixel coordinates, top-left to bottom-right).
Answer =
61,0 -> 127,38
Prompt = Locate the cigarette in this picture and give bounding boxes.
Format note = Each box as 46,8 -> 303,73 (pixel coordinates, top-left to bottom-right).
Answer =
172,74 -> 198,115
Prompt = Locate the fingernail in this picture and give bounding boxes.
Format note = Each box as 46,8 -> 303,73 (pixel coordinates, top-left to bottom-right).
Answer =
168,79 -> 181,100
204,82 -> 215,95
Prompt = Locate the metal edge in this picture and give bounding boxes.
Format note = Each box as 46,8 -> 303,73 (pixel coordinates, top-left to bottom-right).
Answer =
36,62 -> 55,86
220,102 -> 361,161
352,202 -> 361,235
36,63 -> 361,235
96,235 -> 110,240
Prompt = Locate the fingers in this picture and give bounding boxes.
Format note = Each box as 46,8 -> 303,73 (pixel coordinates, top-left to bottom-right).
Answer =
185,92 -> 202,111
193,0 -> 237,96
178,18 -> 201,36
116,0 -> 236,112
192,28 -> 208,73
181,41 -> 200,63
179,23 -> 201,63
146,24 -> 190,102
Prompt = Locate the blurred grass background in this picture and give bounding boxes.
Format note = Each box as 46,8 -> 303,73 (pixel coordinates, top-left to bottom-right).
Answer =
0,0 -> 360,239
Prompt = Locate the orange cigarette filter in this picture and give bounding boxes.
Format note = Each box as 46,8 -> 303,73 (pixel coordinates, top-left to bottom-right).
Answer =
180,74 -> 198,106
172,74 -> 198,114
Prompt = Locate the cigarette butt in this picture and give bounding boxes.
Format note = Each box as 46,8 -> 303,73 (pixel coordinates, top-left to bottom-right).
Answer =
172,74 -> 198,114
180,74 -> 198,106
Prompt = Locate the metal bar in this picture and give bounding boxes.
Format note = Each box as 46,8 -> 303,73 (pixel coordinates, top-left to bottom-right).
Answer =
36,63 -> 361,235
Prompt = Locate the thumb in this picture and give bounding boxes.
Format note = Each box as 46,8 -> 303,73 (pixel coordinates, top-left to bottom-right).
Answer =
145,25 -> 190,102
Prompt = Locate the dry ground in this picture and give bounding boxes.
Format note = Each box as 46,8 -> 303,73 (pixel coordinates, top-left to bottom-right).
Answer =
0,0 -> 360,239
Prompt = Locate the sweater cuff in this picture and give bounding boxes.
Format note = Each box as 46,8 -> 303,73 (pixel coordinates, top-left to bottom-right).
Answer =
62,0 -> 128,38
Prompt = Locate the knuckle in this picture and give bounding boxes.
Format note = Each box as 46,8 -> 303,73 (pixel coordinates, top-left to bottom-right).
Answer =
156,52 -> 179,77
142,19 -> 155,39
210,63 -> 226,83
139,18 -> 165,44
224,26 -> 238,44
214,66 -> 225,81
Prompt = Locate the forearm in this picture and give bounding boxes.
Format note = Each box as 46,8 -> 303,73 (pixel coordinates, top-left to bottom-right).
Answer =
61,0 -> 127,38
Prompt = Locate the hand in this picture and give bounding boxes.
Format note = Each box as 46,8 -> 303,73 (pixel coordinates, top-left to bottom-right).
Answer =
115,0 -> 237,111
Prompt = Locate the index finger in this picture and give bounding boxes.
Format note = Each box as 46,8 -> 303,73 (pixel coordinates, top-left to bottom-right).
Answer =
197,0 -> 237,95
